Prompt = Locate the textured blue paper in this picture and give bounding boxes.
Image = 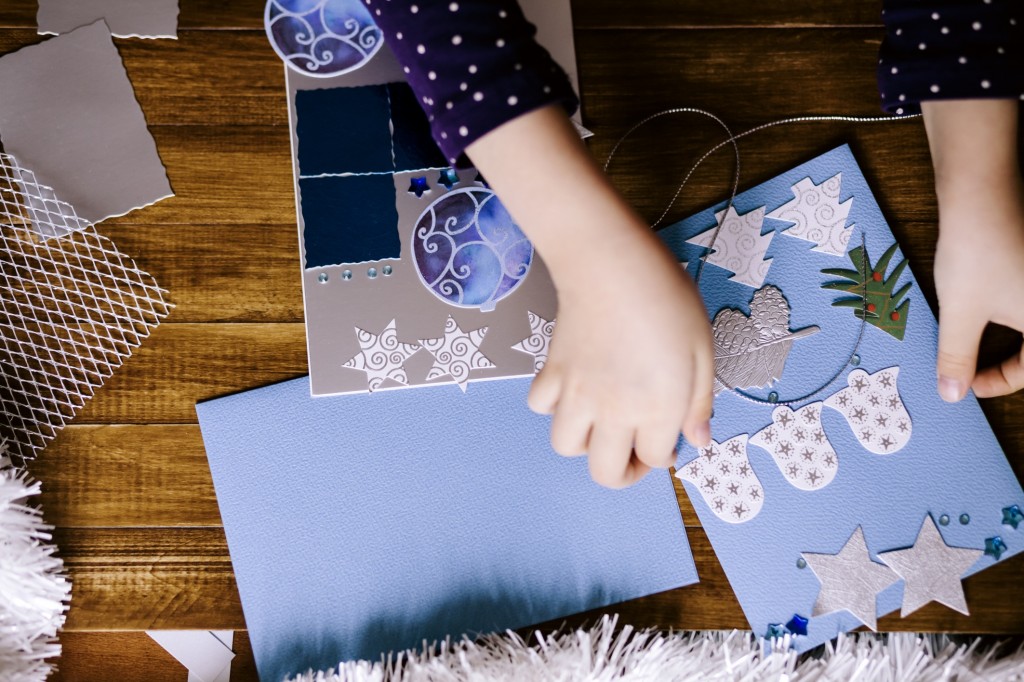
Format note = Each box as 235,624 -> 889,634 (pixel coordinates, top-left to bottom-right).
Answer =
197,377 -> 696,681
388,83 -> 449,172
659,145 -> 1024,652
295,86 -> 393,176
298,174 -> 400,268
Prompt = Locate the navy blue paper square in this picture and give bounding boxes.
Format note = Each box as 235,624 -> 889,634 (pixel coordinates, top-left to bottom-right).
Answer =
299,175 -> 400,268
388,83 -> 448,172
295,86 -> 393,176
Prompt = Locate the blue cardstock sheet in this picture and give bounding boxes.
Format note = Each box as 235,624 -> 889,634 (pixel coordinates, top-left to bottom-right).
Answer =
196,377 -> 697,681
658,145 -> 1024,652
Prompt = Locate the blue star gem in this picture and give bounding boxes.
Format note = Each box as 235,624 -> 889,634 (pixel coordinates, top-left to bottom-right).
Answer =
764,623 -> 787,639
408,176 -> 430,197
1002,505 -> 1024,530
785,614 -> 809,636
984,536 -> 1008,560
438,168 -> 459,189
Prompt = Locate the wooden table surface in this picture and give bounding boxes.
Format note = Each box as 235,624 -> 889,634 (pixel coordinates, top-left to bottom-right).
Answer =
2,0 -> 1022,679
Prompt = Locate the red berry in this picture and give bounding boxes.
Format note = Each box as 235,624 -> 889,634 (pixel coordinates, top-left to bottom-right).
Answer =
872,272 -> 883,282
890,312 -> 900,321
866,303 -> 877,313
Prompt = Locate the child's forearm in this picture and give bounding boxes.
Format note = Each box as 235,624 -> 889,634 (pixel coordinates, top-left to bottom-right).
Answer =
465,104 -> 674,292
922,99 -> 1021,213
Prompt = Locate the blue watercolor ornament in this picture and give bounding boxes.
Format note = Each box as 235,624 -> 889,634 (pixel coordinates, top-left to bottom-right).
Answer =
265,0 -> 383,77
412,187 -> 533,312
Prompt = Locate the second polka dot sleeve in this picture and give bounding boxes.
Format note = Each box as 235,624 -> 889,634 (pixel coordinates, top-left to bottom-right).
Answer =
364,0 -> 579,167
878,0 -> 1023,115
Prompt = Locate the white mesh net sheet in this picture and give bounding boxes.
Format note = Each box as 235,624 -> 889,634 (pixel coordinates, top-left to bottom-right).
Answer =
0,153 -> 172,466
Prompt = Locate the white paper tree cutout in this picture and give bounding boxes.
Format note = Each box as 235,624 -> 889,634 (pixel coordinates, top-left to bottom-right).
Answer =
511,311 -> 555,373
676,435 -> 764,524
686,206 -> 773,288
420,315 -> 496,391
767,173 -> 853,257
342,319 -> 421,392
824,367 -> 912,454
750,403 -> 838,491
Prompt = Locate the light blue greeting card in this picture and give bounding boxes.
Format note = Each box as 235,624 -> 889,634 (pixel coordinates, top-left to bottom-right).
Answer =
659,145 -> 1024,652
196,377 -> 696,682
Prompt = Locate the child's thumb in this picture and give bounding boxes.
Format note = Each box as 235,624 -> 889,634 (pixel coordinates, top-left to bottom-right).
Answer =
936,311 -> 986,402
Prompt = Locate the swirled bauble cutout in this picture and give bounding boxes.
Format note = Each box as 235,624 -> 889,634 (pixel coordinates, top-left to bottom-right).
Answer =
265,0 -> 383,78
412,187 -> 533,312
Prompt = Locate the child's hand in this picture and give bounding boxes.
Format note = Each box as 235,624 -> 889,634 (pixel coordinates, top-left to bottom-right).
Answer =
528,232 -> 714,488
467,105 -> 714,487
922,99 -> 1024,401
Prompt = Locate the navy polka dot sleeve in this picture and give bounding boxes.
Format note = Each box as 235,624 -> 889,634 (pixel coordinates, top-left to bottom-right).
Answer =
878,0 -> 1023,115
364,0 -> 579,167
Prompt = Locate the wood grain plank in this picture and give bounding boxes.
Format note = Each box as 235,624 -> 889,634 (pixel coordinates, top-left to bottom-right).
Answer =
0,0 -> 884,30
54,526 -> 1024,633
72,323 -> 308,424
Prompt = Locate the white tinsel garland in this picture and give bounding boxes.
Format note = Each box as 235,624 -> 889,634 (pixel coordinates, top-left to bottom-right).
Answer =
0,441 -> 71,681
289,615 -> 1024,682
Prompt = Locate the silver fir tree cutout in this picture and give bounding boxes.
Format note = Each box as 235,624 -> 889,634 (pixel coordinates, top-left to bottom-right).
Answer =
712,285 -> 819,395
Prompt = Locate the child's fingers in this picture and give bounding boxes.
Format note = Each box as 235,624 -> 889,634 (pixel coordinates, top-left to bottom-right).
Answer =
587,424 -> 644,488
936,309 -> 986,402
633,421 -> 680,469
549,399 -> 592,457
972,347 -> 1024,398
682,352 -> 714,448
527,363 -> 561,415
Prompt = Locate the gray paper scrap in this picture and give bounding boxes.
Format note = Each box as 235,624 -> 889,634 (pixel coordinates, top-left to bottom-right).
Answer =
0,21 -> 173,227
37,0 -> 179,39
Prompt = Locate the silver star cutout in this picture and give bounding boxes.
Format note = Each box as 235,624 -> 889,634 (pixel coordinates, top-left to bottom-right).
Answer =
802,526 -> 899,630
879,515 -> 983,617
341,319 -> 421,391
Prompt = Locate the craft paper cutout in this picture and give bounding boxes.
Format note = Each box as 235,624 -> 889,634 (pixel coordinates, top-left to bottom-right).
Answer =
196,377 -> 697,680
0,153 -> 171,465
512,311 -> 555,373
768,173 -> 853,257
822,243 -> 911,341
878,515 -> 983,617
0,22 -> 173,227
419,316 -> 496,391
412,187 -> 533,312
824,367 -> 912,454
341,319 -> 420,391
750,403 -> 838,491
37,0 -> 180,39
657,145 -> 1024,654
388,83 -> 449,173
801,527 -> 899,630
711,285 -> 819,395
295,86 -> 394,176
299,174 -> 401,268
283,0 -> 576,395
676,435 -> 764,524
686,206 -> 773,288
146,631 -> 234,682
265,0 -> 383,77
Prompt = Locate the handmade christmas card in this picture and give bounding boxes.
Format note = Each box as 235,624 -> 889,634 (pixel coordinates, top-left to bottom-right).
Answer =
659,145 -> 1024,652
196,377 -> 697,681
265,0 -> 579,396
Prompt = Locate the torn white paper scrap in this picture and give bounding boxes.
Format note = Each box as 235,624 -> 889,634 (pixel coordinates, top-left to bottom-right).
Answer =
0,21 -> 173,227
147,631 -> 234,682
37,0 -> 180,39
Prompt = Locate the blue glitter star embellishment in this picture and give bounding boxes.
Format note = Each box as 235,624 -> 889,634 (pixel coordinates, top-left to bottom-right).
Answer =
1002,505 -> 1024,530
764,623 -> 787,639
785,614 -> 809,636
408,176 -> 430,197
985,536 -> 1008,560
438,168 -> 459,189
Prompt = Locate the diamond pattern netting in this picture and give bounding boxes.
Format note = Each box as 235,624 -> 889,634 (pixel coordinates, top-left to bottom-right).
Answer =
0,153 -> 172,467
